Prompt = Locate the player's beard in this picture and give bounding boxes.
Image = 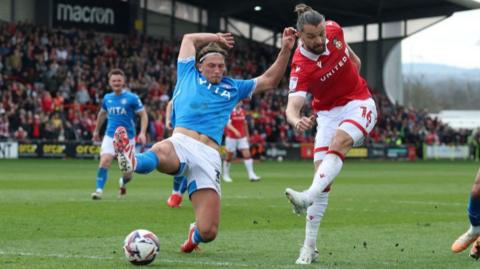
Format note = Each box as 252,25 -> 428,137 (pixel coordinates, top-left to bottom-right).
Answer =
308,44 -> 325,55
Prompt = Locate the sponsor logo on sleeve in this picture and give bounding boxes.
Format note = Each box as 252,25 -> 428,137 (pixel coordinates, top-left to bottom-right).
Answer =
289,77 -> 298,90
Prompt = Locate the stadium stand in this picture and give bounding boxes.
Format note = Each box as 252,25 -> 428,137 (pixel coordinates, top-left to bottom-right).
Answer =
0,22 -> 478,158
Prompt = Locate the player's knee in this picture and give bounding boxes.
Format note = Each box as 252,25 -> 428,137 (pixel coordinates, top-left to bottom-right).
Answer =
99,158 -> 112,168
330,136 -> 352,152
199,225 -> 218,242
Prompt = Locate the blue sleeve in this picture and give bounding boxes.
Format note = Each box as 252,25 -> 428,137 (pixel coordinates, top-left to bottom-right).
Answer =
234,79 -> 257,100
177,57 -> 196,78
132,94 -> 144,112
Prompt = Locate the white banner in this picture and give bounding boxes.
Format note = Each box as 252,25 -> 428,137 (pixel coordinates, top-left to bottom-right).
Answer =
425,145 -> 469,159
0,141 -> 19,159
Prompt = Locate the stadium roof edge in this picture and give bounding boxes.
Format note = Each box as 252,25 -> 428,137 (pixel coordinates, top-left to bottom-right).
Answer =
180,0 -> 478,32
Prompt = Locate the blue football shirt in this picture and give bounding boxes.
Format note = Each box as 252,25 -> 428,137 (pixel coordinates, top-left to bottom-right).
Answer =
101,89 -> 144,139
171,57 -> 256,144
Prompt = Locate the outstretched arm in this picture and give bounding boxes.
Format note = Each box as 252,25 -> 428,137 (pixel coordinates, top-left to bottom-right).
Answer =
178,33 -> 235,59
254,27 -> 296,94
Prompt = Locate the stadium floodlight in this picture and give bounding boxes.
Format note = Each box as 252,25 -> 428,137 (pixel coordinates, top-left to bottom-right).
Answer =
254,6 -> 262,11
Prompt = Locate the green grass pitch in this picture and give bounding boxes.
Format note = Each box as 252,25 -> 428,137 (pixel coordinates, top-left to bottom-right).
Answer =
1,159 -> 480,268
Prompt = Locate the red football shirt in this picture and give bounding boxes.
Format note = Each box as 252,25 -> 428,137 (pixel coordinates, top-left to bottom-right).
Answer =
289,21 -> 371,111
225,108 -> 247,138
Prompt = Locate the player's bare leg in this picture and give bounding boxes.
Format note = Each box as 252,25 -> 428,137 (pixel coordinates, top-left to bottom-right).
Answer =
181,189 -> 220,252
286,130 -> 352,213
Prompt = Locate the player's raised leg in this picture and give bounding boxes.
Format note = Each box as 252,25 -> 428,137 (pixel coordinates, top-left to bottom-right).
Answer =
113,126 -> 181,176
452,169 -> 480,253
285,130 -> 349,213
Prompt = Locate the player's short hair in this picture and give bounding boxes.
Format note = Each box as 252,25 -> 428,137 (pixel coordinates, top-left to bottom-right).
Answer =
294,3 -> 325,31
108,68 -> 125,79
197,42 -> 228,63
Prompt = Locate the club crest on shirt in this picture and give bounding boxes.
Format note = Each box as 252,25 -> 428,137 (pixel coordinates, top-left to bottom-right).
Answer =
333,38 -> 343,49
121,98 -> 127,105
316,61 -> 322,68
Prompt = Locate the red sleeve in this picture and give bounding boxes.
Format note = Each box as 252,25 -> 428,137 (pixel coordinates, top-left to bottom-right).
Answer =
288,57 -> 310,94
326,20 -> 344,42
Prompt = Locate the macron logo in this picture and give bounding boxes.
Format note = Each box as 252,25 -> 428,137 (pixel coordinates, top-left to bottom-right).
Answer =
57,4 -> 115,25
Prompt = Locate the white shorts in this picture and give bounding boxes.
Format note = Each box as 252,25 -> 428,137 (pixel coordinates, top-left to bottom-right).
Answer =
225,137 -> 249,152
168,133 -> 222,197
314,98 -> 377,162
100,136 -> 135,156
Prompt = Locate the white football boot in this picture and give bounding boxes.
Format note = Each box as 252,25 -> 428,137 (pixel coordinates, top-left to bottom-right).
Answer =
223,174 -> 233,182
249,173 -> 261,182
295,246 -> 319,265
91,190 -> 103,200
285,188 -> 313,214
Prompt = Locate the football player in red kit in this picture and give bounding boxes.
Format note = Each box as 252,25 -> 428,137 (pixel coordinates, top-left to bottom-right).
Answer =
223,104 -> 260,182
284,3 -> 378,264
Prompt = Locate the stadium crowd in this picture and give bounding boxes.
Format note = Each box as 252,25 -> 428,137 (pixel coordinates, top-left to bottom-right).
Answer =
0,22 -> 478,151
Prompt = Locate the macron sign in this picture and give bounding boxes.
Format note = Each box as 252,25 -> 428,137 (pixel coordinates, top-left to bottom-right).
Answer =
57,4 -> 115,25
52,0 -> 129,33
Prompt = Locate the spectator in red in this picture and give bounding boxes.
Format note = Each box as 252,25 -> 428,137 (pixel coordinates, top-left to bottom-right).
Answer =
41,90 -> 53,113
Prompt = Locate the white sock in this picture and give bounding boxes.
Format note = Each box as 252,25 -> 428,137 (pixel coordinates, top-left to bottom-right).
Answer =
244,158 -> 255,176
95,188 -> 103,193
223,161 -> 231,177
304,192 -> 329,249
307,153 -> 343,198
471,225 -> 480,234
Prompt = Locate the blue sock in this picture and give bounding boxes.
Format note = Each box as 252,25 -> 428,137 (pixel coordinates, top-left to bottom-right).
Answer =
179,176 -> 188,194
134,151 -> 159,174
192,227 -> 206,244
173,176 -> 188,194
95,167 -> 108,190
468,194 -> 480,226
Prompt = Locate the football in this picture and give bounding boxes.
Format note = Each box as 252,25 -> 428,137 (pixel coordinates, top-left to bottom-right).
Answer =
123,229 -> 160,265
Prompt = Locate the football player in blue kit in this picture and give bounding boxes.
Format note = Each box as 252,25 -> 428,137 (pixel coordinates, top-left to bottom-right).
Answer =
91,69 -> 148,200
113,28 -> 296,252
